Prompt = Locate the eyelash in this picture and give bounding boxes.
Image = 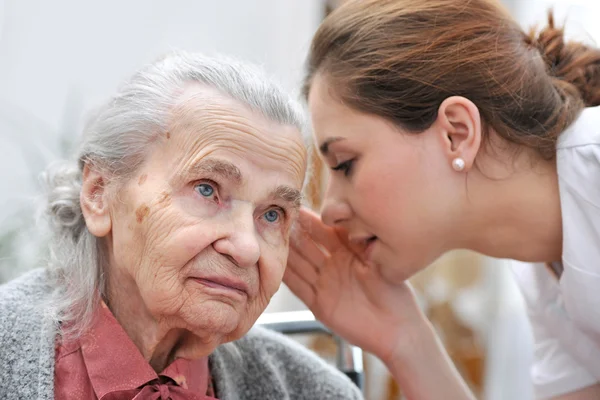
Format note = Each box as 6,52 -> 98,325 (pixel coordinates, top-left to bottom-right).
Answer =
332,159 -> 355,177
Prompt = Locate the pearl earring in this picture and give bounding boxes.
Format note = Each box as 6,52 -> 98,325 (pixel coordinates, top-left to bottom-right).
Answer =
452,157 -> 465,172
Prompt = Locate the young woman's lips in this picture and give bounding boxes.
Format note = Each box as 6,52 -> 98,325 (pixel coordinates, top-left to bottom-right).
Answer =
363,236 -> 378,260
349,234 -> 378,261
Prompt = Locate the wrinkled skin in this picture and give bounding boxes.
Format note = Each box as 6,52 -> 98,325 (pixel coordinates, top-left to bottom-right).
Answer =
81,84 -> 307,370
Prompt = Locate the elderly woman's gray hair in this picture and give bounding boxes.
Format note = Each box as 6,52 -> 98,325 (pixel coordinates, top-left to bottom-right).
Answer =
42,51 -> 307,338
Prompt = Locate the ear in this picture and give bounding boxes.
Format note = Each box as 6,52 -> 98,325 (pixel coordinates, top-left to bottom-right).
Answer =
80,163 -> 112,237
434,96 -> 482,172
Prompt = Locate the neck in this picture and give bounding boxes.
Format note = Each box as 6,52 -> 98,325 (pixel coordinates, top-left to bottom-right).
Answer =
456,151 -> 562,263
104,266 -> 209,372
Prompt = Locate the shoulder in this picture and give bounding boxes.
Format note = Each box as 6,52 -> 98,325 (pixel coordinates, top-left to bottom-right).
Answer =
0,268 -> 54,352
556,108 -> 600,341
0,267 -> 53,344
556,106 -> 600,270
509,261 -> 600,398
556,105 -> 600,203
0,268 -> 52,311
211,326 -> 363,399
0,268 -> 55,399
557,106 -> 600,151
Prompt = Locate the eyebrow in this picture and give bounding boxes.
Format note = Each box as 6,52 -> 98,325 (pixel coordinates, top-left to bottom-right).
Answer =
185,158 -> 302,209
319,137 -> 345,155
186,158 -> 243,185
271,185 -> 303,210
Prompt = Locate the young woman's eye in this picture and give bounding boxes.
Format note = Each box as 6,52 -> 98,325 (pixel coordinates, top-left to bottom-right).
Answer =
194,182 -> 216,198
263,209 -> 282,223
332,159 -> 354,177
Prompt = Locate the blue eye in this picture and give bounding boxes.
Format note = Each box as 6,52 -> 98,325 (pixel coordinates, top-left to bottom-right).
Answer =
264,209 -> 280,223
195,183 -> 214,197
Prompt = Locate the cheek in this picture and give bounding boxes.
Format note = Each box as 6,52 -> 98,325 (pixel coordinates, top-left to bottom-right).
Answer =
133,222 -> 220,316
258,249 -> 288,298
121,201 -> 217,290
142,194 -> 220,264
109,206 -> 144,276
353,149 -> 433,242
258,222 -> 290,250
254,219 -> 291,291
353,153 -> 415,221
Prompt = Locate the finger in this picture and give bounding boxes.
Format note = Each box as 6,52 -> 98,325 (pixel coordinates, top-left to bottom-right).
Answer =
287,247 -> 320,286
290,228 -> 329,270
331,226 -> 369,261
283,265 -> 316,308
295,207 -> 339,249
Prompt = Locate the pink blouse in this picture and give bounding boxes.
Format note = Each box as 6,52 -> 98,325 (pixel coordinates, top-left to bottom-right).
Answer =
54,302 -> 217,399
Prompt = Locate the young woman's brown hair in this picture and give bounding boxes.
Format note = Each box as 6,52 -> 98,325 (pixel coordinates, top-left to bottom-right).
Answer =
305,0 -> 600,159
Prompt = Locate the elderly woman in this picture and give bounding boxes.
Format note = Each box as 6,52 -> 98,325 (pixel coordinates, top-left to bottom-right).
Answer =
0,52 -> 362,400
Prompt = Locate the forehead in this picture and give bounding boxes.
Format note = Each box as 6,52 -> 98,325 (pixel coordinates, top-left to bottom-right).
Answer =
165,84 -> 307,187
308,74 -> 372,143
308,73 -> 337,119
308,75 -> 419,160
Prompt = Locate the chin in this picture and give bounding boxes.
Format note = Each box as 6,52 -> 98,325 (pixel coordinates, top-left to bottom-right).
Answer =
180,299 -> 243,336
378,255 -> 423,284
379,266 -> 412,284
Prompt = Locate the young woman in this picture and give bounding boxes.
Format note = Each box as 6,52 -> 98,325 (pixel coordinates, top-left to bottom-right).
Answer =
284,0 -> 600,398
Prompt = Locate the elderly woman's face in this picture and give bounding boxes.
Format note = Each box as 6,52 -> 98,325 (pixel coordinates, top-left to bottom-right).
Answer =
106,85 -> 306,344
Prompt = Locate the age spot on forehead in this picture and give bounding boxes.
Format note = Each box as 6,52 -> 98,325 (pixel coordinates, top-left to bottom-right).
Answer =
138,174 -> 148,186
166,131 -> 171,139
136,204 -> 150,223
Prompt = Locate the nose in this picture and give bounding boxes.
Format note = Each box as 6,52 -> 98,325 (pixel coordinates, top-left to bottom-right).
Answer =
212,208 -> 261,268
320,182 -> 352,227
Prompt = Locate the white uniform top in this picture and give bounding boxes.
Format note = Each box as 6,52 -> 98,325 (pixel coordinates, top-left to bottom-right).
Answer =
511,106 -> 600,399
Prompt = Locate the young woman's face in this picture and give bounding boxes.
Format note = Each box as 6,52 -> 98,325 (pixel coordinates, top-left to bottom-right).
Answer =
308,74 -> 465,281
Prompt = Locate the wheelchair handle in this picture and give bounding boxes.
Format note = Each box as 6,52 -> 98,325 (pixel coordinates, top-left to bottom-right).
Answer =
256,310 -> 364,391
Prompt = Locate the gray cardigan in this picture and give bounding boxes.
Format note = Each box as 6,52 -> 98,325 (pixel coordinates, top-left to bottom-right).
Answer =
0,269 -> 363,400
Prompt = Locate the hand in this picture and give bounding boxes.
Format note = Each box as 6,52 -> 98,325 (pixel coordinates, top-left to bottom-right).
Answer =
285,208 -> 475,400
284,207 -> 426,363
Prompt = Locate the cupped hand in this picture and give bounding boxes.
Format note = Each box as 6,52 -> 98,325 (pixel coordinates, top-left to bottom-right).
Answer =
283,207 -> 426,363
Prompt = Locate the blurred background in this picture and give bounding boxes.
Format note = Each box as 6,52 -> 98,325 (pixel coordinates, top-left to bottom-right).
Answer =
0,1 -> 599,399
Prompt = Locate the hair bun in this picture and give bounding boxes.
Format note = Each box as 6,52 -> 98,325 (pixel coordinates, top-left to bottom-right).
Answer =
40,161 -> 85,238
530,11 -> 600,107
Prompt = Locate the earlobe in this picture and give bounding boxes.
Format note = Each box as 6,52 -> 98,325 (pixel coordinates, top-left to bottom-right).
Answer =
436,96 -> 482,172
80,164 -> 112,237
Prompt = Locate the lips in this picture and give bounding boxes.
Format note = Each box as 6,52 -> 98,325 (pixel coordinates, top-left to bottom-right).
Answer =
349,234 -> 377,248
192,276 -> 249,296
363,236 -> 377,260
365,236 -> 377,245
348,234 -> 378,260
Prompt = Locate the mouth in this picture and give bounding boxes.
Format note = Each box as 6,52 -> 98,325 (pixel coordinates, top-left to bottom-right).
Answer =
350,234 -> 377,246
365,236 -> 377,245
191,276 -> 249,298
364,236 -> 377,255
349,234 -> 378,259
